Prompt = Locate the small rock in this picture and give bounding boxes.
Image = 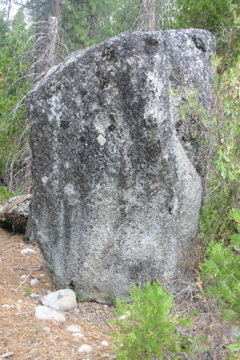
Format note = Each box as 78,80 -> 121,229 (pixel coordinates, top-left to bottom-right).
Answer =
21,248 -> 36,255
30,293 -> 41,301
0,352 -> 14,358
35,305 -> 66,323
20,274 -> 27,280
2,304 -> 10,308
72,333 -> 85,339
30,278 -> 40,287
225,326 -> 240,341
66,324 -> 84,333
77,344 -> 92,354
43,327 -> 51,333
118,311 -> 130,321
101,341 -> 109,346
40,289 -> 77,312
39,274 -> 45,278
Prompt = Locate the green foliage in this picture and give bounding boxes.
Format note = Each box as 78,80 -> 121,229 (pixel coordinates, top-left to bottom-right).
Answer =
201,209 -> 240,322
62,0 -> 123,51
62,0 -> 175,52
105,294 -> 117,306
0,9 -> 32,189
22,263 -> 31,269
112,282 -> 194,360
23,287 -> 32,296
172,0 -> 240,65
227,341 -> 240,360
199,58 -> 240,243
75,292 -> 87,302
0,186 -> 17,206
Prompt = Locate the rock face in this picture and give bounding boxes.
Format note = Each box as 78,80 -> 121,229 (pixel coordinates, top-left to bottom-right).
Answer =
26,30 -> 215,302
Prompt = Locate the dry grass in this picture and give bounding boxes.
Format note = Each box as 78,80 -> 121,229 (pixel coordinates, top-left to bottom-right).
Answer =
0,229 -> 115,360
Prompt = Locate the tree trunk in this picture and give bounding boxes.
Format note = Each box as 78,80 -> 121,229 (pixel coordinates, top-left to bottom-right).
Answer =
140,0 -> 157,31
33,0 -> 62,79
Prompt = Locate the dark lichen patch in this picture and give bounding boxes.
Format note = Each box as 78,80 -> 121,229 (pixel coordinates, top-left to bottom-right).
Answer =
145,37 -> 159,46
79,136 -> 86,143
60,120 -> 70,130
108,124 -> 116,132
144,36 -> 160,54
192,36 -> 206,53
102,46 -> 117,61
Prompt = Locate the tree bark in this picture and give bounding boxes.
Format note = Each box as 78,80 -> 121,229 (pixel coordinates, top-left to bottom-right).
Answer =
141,0 -> 157,31
33,0 -> 62,79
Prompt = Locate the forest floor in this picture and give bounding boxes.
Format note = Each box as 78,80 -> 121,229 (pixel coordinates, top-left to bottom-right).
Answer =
0,228 -> 236,360
0,228 -> 115,360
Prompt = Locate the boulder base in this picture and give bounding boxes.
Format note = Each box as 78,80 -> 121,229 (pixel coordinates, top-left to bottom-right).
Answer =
26,30 -> 215,302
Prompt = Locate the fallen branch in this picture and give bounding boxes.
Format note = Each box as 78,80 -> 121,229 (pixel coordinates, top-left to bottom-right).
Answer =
12,272 -> 32,291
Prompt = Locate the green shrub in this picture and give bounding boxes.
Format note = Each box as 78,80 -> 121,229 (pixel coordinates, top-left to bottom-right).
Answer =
227,341 -> 240,360
0,186 -> 17,206
112,281 -> 194,360
201,209 -> 240,322
199,59 -> 240,244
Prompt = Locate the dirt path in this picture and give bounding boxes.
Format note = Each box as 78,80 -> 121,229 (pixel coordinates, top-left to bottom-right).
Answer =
0,229 -> 115,360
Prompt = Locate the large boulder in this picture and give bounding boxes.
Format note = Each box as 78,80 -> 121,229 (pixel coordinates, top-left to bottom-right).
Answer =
26,30 -> 215,302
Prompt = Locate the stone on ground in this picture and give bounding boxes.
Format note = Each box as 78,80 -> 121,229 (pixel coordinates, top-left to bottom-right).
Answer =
43,326 -> 51,333
0,352 -> 14,359
27,29 -> 215,302
30,278 -> 40,286
35,305 -> 66,323
101,341 -> 109,346
30,293 -> 41,300
21,248 -> 36,255
40,289 -> 77,311
77,344 -> 93,354
66,324 -> 84,333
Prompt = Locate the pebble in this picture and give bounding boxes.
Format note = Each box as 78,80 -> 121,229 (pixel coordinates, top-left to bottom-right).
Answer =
43,327 -> 51,333
30,293 -> 41,301
0,352 -> 14,358
66,324 -> 84,333
21,248 -> 37,255
72,333 -> 85,339
77,344 -> 92,354
2,304 -> 10,308
40,289 -> 77,312
101,341 -> 109,346
35,305 -> 66,323
20,275 -> 27,280
225,326 -> 240,341
118,314 -> 129,320
30,278 -> 40,287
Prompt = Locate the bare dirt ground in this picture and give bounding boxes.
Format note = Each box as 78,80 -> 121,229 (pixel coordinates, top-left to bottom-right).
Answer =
0,227 -> 236,360
0,228 -> 115,360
